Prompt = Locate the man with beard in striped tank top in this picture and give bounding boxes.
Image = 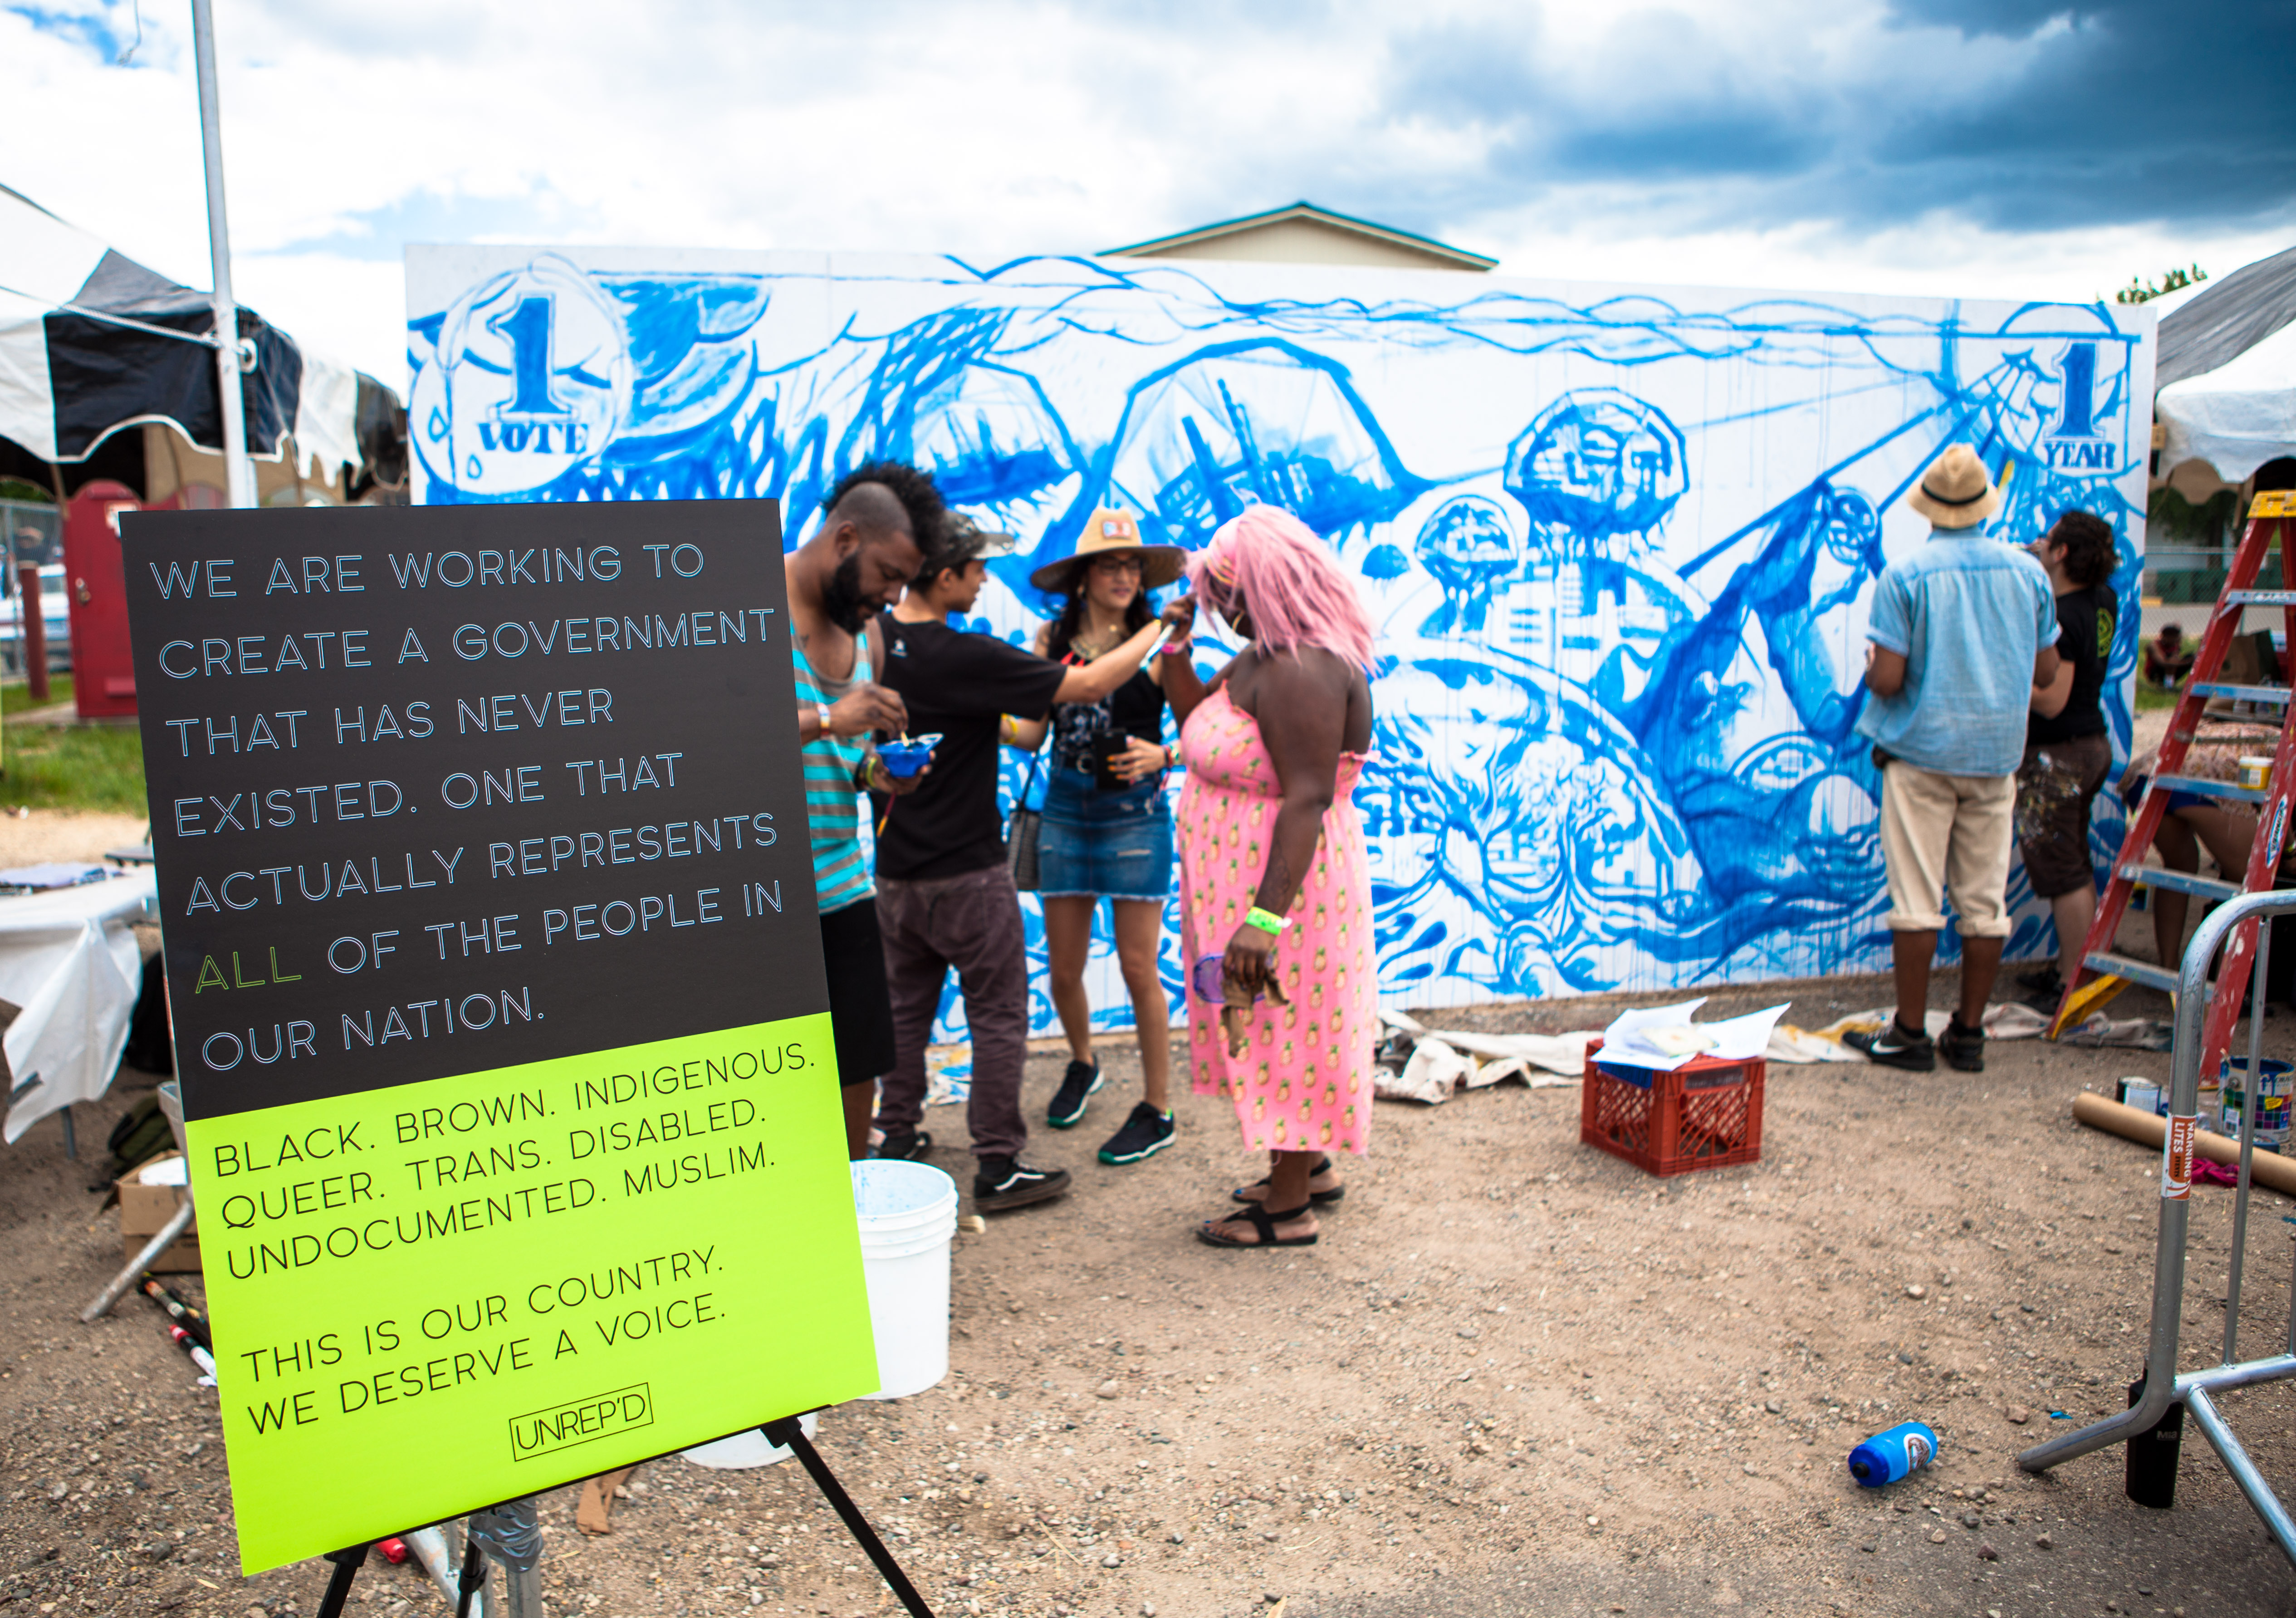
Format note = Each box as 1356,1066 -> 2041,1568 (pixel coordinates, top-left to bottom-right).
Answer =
787,463 -> 939,1156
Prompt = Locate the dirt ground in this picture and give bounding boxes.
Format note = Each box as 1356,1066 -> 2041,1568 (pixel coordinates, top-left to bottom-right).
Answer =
0,808 -> 150,867
8,955 -> 2296,1618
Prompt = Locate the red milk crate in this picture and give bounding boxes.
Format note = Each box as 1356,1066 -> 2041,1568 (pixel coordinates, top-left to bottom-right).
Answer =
1578,1037 -> 1764,1177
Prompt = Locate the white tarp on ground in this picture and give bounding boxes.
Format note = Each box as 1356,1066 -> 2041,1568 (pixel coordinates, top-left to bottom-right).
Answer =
0,870 -> 157,1143
2158,317 -> 2296,485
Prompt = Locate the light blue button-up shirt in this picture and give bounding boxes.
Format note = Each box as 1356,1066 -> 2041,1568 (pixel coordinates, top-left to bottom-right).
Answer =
1856,528 -> 2056,777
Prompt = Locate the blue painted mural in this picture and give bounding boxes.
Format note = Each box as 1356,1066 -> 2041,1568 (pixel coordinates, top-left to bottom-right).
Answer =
406,249 -> 2154,1036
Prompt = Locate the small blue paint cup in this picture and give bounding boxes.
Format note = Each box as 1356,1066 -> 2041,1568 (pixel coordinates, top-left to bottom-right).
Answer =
877,733 -> 941,779
1847,1420 -> 1938,1487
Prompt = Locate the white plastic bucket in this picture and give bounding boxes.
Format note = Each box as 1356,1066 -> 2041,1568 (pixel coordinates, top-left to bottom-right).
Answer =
682,1410 -> 818,1470
851,1159 -> 959,1400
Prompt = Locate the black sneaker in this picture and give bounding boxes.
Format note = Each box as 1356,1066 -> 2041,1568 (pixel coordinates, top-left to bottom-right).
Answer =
2015,963 -> 2066,999
973,1156 -> 1072,1212
1843,1016 -> 1936,1071
1097,1103 -> 1175,1165
1938,1018 -> 1985,1073
2020,983 -> 2067,1017
1047,1059 -> 1103,1128
875,1128 -> 932,1161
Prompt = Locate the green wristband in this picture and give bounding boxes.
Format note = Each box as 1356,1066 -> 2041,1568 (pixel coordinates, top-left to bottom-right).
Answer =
1245,906 -> 1288,936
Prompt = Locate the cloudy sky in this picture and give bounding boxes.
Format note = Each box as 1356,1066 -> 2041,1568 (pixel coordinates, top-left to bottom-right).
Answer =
5,0 -> 2291,387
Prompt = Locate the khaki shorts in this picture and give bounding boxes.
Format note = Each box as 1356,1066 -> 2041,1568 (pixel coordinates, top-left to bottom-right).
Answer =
1879,761 -> 2017,936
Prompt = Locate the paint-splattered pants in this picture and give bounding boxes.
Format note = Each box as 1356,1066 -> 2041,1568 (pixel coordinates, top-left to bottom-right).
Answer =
2013,733 -> 2112,899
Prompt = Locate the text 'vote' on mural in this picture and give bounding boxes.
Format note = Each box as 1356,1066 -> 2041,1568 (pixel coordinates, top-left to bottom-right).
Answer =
119,500 -> 878,1575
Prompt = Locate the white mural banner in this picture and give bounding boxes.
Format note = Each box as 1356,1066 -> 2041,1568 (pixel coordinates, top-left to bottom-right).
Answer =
405,248 -> 2154,1039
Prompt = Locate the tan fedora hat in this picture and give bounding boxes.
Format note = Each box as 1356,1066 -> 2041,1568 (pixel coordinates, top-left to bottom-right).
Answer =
1907,444 -> 2002,529
1028,508 -> 1187,593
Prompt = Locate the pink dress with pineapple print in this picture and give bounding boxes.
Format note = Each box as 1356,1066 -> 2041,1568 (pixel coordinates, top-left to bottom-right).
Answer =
1177,686 -> 1376,1156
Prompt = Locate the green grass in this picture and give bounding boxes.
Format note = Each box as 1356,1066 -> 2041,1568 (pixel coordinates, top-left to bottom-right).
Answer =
2136,680 -> 2179,711
0,720 -> 147,812
1,676 -> 73,716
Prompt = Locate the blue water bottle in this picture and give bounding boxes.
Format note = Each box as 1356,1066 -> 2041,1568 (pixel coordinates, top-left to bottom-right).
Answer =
1847,1421 -> 1938,1487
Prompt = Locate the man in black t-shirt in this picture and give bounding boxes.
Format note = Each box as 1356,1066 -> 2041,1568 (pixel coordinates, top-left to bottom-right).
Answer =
2014,509 -> 2121,1010
869,516 -> 1176,1211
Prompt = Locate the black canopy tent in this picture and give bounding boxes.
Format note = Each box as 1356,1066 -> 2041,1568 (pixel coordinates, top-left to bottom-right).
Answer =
0,182 -> 403,500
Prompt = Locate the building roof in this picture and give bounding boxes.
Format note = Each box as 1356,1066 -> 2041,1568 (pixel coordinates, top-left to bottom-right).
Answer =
1102,201 -> 1497,273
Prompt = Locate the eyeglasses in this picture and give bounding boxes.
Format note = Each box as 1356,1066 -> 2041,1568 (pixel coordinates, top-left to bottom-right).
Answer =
1089,555 -> 1145,574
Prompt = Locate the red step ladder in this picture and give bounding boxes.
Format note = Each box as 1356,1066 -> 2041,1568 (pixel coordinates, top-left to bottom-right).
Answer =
2052,488 -> 2296,1067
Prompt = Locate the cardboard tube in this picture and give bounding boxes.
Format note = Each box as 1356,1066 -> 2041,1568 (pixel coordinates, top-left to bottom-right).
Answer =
2072,1092 -> 2296,1197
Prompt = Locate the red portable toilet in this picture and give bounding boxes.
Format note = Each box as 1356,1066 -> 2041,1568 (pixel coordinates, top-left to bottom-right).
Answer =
62,480 -> 142,720
60,480 -> 228,721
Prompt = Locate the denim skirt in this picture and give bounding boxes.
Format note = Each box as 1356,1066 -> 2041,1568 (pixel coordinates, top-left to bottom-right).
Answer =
1038,770 -> 1175,900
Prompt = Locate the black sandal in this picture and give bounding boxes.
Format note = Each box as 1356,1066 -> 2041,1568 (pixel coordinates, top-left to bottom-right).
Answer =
1229,1156 -> 1345,1206
1196,1203 -> 1319,1249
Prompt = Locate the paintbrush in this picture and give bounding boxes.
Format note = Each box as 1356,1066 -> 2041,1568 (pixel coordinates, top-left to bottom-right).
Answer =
139,1275 -> 211,1351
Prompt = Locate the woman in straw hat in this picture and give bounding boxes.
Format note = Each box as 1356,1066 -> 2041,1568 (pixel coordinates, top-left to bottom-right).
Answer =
1180,505 -> 1377,1248
1007,510 -> 1206,1168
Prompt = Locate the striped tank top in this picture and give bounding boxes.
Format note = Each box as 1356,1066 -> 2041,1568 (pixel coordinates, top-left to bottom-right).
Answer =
791,637 -> 873,914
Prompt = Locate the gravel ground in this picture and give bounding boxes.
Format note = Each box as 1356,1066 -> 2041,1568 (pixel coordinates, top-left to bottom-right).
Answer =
8,965 -> 2296,1618
0,809 -> 149,867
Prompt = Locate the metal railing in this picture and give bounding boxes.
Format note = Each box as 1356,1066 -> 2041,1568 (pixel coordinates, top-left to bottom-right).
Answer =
2019,887 -> 2296,1564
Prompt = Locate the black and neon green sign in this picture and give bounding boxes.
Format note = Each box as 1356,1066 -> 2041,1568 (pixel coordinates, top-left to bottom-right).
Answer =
123,500 -> 875,1573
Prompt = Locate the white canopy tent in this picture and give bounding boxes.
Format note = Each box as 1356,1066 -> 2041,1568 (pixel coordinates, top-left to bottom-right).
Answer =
2156,243 -> 2296,483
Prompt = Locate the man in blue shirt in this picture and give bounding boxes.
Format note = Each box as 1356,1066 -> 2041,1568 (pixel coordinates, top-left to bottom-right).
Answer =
1846,446 -> 2062,1073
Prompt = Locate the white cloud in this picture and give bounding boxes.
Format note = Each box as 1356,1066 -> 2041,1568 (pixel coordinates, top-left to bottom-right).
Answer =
0,0 -> 2285,391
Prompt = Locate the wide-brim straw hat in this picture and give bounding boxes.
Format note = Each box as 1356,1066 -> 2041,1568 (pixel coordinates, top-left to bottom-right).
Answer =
1028,508 -> 1187,593
1907,444 -> 2002,529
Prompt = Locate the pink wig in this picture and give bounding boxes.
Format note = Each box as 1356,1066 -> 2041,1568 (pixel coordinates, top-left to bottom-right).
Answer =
1189,505 -> 1376,670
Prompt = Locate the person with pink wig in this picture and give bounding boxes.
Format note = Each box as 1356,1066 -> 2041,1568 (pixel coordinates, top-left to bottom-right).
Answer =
1180,505 -> 1378,1248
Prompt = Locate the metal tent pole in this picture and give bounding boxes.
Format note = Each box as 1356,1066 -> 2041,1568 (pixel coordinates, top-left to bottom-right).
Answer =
189,0 -> 255,510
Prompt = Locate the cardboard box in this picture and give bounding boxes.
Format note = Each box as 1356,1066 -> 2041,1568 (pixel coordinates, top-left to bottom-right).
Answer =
117,1151 -> 198,1273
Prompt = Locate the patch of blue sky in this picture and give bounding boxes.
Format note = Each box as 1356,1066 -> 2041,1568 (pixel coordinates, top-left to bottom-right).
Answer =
269,187 -> 603,264
6,0 -> 142,63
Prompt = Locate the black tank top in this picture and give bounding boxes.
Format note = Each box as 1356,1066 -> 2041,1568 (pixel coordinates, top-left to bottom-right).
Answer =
1051,667 -> 1166,777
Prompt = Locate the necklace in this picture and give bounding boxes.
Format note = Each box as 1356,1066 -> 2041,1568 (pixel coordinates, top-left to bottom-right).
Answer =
1071,618 -> 1129,661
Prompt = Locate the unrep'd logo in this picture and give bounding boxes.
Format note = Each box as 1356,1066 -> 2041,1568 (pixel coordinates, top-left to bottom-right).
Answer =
506,1381 -> 654,1461
412,254 -> 631,497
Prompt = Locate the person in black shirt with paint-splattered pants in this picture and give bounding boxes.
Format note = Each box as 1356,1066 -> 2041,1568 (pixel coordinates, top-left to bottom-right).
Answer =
2013,509 -> 2120,1011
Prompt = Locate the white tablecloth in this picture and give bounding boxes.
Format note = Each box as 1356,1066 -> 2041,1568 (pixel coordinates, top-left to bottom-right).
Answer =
0,870 -> 157,1143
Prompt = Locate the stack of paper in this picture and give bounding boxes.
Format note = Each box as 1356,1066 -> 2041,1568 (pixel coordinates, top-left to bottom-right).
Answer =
1599,997 -> 1791,1073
